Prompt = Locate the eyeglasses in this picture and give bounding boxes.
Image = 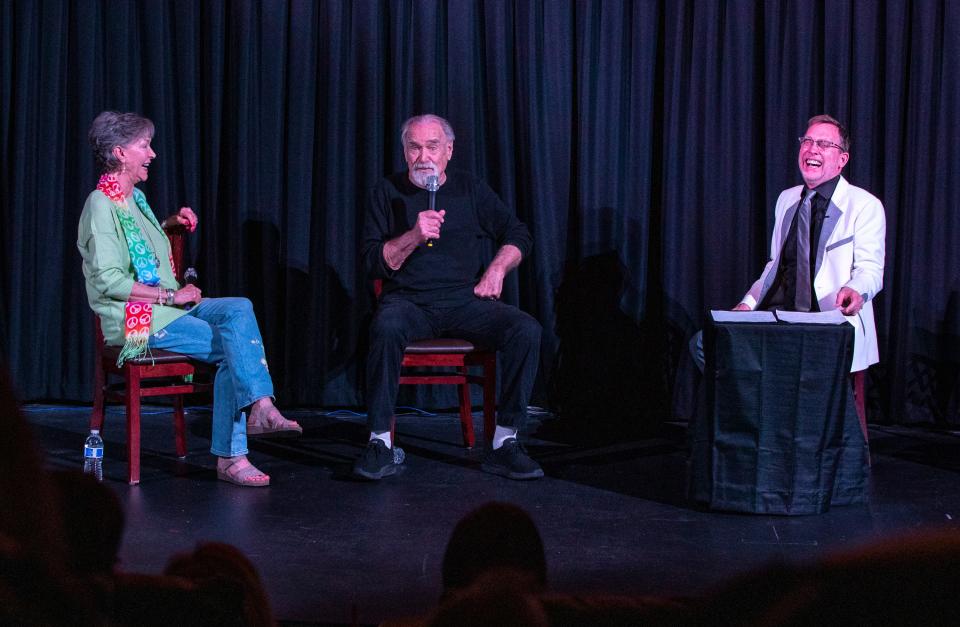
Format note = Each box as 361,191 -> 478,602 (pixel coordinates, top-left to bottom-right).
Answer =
798,136 -> 845,152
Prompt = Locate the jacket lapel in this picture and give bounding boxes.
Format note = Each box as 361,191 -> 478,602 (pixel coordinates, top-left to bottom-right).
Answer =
758,192 -> 802,299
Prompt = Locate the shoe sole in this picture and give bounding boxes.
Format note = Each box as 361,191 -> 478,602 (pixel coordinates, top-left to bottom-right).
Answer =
216,470 -> 271,487
481,462 -> 544,481
353,464 -> 399,481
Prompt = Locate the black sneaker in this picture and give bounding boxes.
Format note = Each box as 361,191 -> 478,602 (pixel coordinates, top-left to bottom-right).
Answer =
481,438 -> 544,480
353,440 -> 404,480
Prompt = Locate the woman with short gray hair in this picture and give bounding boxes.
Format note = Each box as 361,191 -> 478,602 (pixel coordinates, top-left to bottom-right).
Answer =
78,111 -> 301,487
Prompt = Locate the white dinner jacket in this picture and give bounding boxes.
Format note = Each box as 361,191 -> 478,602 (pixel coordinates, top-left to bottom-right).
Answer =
741,176 -> 886,372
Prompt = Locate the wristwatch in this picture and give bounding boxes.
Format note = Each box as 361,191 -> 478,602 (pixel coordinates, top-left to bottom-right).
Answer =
164,289 -> 176,307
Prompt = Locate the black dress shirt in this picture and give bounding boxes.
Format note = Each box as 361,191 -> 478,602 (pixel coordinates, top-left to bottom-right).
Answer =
758,175 -> 841,311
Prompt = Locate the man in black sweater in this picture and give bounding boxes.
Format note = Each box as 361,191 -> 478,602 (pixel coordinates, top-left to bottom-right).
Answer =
354,114 -> 543,481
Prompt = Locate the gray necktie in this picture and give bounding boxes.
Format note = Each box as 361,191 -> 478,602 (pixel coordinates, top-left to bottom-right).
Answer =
794,189 -> 816,311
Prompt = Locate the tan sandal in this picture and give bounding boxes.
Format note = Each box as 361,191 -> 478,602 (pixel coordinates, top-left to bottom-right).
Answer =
217,456 -> 270,487
247,408 -> 303,437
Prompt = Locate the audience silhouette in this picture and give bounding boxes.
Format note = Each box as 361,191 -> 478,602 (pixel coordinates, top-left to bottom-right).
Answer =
165,541 -> 276,627
50,470 -> 126,578
0,367 -> 275,625
441,501 -> 547,601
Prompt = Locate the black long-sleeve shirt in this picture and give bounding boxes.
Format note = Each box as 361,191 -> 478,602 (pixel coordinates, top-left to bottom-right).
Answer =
362,169 -> 532,305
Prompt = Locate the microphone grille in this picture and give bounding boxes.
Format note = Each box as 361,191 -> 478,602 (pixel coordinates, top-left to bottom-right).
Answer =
426,175 -> 439,192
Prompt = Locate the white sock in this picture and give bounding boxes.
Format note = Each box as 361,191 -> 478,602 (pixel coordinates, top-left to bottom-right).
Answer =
492,426 -> 518,450
370,431 -> 392,448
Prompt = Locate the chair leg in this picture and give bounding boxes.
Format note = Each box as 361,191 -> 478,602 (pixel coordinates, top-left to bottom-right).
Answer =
457,366 -> 476,449
126,368 -> 142,485
851,369 -> 871,469
91,359 -> 106,432
482,355 -> 497,447
173,396 -> 187,458
853,370 -> 868,442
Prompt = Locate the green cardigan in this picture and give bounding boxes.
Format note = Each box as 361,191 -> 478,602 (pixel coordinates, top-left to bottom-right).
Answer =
77,188 -> 187,346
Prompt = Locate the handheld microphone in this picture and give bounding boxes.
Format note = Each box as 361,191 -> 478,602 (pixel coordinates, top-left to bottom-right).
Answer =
183,267 -> 198,310
426,175 -> 439,247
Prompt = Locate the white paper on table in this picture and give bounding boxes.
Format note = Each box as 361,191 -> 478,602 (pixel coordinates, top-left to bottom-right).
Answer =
774,309 -> 849,324
710,310 -> 777,323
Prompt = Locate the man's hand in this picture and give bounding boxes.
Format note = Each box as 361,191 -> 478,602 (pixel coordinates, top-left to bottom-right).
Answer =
474,267 -> 505,300
835,286 -> 864,315
473,244 -> 522,299
383,209 -> 448,270
732,302 -> 752,311
164,207 -> 198,232
415,209 -> 445,243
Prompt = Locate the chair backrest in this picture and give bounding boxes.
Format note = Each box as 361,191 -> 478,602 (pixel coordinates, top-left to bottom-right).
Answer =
163,224 -> 188,283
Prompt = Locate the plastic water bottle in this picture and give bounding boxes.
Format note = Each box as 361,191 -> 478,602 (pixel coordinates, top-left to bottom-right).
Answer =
83,430 -> 104,481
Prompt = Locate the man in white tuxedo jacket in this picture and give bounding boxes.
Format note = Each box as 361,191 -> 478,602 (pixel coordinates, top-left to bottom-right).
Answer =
693,114 -> 886,374
735,114 -> 886,372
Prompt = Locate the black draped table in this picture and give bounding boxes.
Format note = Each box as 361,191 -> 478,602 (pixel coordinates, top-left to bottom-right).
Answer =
688,319 -> 870,515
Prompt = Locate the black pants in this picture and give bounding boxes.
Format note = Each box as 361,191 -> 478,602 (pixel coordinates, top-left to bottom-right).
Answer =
365,295 -> 542,434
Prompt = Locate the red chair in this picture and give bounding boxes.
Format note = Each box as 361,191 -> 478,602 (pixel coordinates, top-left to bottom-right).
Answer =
375,281 -> 497,449
90,225 -> 211,484
852,368 -> 871,470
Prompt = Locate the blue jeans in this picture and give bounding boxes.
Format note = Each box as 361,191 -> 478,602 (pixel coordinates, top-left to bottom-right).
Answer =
148,297 -> 274,457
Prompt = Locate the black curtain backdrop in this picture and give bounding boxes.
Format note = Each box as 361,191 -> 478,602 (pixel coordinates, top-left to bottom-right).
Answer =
2,1 -> 958,425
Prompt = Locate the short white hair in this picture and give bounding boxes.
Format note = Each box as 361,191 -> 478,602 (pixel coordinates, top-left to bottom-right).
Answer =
400,114 -> 456,146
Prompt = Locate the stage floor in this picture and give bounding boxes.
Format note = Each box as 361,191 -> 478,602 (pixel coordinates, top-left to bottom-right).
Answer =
24,404 -> 960,625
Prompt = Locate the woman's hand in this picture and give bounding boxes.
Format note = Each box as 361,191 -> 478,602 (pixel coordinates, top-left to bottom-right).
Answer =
174,284 -> 202,306
164,207 -> 198,232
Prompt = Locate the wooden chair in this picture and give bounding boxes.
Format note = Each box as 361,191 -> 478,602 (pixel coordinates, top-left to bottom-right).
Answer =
375,281 -> 497,449
90,225 -> 211,484
852,368 -> 872,464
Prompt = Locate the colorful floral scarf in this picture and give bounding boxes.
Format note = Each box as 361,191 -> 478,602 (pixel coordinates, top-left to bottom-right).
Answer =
97,173 -> 174,365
